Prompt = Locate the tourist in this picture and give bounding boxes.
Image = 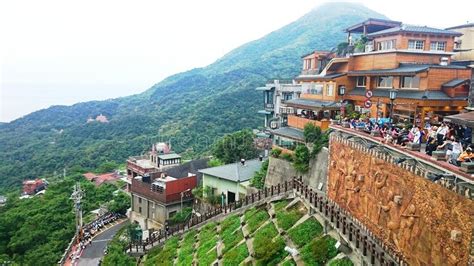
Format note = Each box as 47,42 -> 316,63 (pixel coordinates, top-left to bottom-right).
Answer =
450,137 -> 463,165
425,126 -> 438,156
457,147 -> 474,165
436,123 -> 448,145
412,127 -> 422,144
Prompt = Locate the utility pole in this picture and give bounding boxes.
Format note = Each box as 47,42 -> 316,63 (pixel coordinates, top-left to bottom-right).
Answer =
63,168 -> 66,179
71,183 -> 84,241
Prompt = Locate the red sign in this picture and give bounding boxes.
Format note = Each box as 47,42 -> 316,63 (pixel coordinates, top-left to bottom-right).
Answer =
364,100 -> 372,108
365,90 -> 373,98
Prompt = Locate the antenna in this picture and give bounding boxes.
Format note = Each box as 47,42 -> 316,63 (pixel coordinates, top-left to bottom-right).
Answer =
70,183 -> 84,240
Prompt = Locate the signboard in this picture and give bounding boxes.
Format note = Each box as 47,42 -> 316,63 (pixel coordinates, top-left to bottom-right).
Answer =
365,90 -> 373,98
364,100 -> 372,108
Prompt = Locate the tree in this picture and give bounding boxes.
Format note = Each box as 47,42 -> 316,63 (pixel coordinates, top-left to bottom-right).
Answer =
108,192 -> 131,215
251,160 -> 269,189
207,158 -> 223,167
304,123 -> 322,143
293,145 -> 310,173
97,161 -> 119,173
212,129 -> 258,164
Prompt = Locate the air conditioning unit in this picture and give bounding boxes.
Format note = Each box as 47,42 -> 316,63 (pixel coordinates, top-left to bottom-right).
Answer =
365,44 -> 374,52
355,105 -> 362,112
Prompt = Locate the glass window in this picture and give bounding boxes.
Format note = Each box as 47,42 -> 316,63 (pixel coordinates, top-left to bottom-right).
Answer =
307,83 -> 323,95
401,76 -> 420,89
408,40 -> 424,50
430,41 -> 446,51
326,83 -> 334,96
356,76 -> 366,87
377,40 -> 396,50
377,76 -> 393,88
307,59 -> 312,69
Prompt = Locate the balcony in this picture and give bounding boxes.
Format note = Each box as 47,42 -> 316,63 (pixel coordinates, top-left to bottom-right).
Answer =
265,103 -> 274,110
288,115 -> 330,131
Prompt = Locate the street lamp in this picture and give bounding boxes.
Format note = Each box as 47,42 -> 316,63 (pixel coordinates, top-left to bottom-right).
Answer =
389,88 -> 398,123
338,85 -> 346,123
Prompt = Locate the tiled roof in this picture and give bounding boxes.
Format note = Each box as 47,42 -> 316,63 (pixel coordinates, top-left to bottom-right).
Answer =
285,98 -> 342,110
444,112 -> 474,127
367,24 -> 462,37
348,64 -> 428,76
199,159 -> 263,182
270,127 -> 305,141
347,87 -> 467,101
442,79 -> 470,88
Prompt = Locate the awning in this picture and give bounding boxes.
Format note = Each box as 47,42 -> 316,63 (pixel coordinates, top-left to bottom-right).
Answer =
442,79 -> 470,88
270,127 -> 305,142
284,98 -> 342,111
346,87 -> 467,101
444,112 -> 474,127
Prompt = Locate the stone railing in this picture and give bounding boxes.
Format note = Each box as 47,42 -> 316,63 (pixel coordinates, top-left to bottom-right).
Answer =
127,180 -> 295,253
127,177 -> 404,265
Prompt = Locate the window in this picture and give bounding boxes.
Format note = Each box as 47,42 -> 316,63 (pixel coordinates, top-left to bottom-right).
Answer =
408,40 -> 424,50
377,39 -> 396,50
356,76 -> 366,87
377,76 -> 393,88
138,207 -> 142,213
138,197 -> 142,204
401,76 -> 420,89
430,41 -> 446,51
305,83 -> 323,95
282,93 -> 293,101
326,83 -> 334,96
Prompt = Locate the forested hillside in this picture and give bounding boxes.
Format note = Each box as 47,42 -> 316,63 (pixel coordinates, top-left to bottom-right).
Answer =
0,3 -> 385,190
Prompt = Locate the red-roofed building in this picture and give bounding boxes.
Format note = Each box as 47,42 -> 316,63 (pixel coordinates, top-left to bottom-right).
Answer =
83,172 -> 121,186
22,178 -> 47,195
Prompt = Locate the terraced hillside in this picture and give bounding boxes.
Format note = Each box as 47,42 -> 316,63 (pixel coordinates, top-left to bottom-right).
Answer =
143,199 -> 355,265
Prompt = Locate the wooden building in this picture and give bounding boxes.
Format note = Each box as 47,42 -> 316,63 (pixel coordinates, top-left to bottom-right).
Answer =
294,19 -> 471,127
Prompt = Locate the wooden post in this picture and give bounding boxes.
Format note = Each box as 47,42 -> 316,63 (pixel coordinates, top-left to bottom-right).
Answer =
278,183 -> 281,194
271,185 -> 274,196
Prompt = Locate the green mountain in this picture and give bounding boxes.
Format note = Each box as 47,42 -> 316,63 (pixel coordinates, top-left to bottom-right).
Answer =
0,3 -> 385,190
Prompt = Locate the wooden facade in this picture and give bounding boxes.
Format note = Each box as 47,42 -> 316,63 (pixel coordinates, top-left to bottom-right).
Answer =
294,20 -> 471,125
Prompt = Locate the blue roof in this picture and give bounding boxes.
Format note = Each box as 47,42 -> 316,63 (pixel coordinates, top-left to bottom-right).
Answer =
367,24 -> 462,37
285,98 -> 342,110
270,127 -> 305,141
199,159 -> 263,182
442,79 -> 470,88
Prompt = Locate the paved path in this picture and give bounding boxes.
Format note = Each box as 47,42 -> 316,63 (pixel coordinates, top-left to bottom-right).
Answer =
77,220 -> 127,266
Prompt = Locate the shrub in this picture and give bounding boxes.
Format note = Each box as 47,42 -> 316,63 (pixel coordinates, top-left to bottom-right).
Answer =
253,223 -> 286,265
288,218 -> 323,247
220,215 -> 243,254
245,208 -> 269,234
222,243 -> 249,266
168,207 -> 192,225
329,258 -> 354,266
176,230 -> 197,266
293,144 -> 310,173
275,202 -> 306,231
271,148 -> 282,158
280,152 -> 294,162
281,258 -> 297,266
251,159 -> 269,189
144,236 -> 179,266
197,247 -> 217,266
301,235 -> 339,266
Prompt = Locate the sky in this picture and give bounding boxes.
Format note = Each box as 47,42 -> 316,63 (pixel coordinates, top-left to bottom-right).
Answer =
0,0 -> 472,122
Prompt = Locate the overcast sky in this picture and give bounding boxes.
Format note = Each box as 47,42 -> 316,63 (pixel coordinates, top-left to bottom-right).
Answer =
0,0 -> 472,122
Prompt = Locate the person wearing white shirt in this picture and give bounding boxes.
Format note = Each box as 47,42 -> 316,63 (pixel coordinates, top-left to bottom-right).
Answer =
436,124 -> 448,145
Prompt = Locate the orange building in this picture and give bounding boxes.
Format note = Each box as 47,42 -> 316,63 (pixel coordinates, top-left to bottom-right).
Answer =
292,19 -> 471,128
264,18 -> 472,151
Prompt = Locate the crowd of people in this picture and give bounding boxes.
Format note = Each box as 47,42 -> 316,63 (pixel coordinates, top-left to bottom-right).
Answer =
345,118 -> 473,166
68,212 -> 124,262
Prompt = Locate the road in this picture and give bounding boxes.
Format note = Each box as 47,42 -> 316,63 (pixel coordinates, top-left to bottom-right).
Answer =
77,220 -> 127,266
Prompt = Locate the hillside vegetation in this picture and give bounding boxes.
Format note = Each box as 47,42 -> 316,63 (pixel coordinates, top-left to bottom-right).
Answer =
0,3 -> 385,190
